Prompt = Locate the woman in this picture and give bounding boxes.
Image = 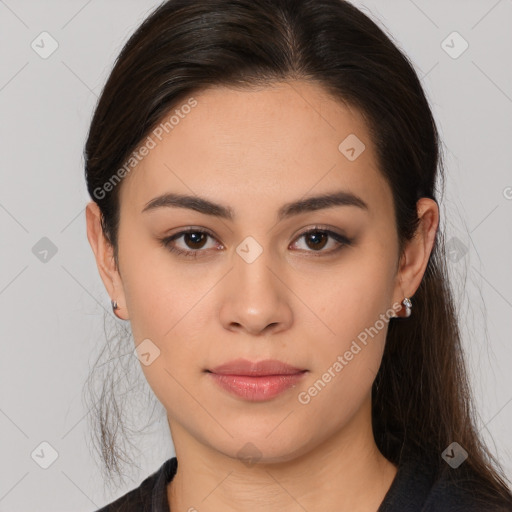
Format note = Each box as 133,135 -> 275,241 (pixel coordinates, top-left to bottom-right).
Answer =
84,0 -> 512,510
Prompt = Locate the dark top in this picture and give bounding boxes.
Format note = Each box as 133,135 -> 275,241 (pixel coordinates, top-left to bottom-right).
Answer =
94,455 -> 511,511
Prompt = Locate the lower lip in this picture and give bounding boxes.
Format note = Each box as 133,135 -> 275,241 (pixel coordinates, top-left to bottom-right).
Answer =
208,372 -> 307,401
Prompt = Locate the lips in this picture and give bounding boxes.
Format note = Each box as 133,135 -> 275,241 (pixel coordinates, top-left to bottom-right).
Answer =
206,359 -> 307,401
209,358 -> 305,376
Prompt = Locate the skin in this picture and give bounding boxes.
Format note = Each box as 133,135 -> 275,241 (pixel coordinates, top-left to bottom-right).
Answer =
86,80 -> 438,511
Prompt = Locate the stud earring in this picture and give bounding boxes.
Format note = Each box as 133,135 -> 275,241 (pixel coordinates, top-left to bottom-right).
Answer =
390,296 -> 412,318
111,299 -> 122,319
402,297 -> 412,318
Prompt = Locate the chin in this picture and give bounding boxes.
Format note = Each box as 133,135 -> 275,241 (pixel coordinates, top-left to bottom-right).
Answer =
207,428 -> 318,467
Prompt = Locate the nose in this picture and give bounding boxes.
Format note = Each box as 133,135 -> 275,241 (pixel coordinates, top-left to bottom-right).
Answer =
219,246 -> 293,336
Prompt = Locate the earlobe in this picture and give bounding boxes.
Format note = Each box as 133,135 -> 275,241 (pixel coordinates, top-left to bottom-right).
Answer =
85,201 -> 129,320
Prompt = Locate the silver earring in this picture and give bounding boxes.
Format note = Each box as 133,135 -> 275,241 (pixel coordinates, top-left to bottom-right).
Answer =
111,299 -> 119,311
402,297 -> 412,318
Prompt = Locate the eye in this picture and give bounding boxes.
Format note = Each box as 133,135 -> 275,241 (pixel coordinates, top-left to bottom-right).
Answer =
290,227 -> 352,255
159,228 -> 221,259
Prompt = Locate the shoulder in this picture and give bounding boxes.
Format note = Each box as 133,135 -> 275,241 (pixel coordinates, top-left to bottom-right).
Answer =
423,470 -> 511,512
379,454 -> 512,512
94,457 -> 178,512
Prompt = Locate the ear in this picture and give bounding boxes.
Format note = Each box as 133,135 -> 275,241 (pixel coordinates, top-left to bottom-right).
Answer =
393,198 -> 439,315
85,201 -> 129,320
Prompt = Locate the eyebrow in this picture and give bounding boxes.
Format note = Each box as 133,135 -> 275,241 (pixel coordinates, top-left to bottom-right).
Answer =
141,190 -> 368,221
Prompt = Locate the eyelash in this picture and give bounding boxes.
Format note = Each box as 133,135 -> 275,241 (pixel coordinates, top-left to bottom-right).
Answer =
158,226 -> 353,259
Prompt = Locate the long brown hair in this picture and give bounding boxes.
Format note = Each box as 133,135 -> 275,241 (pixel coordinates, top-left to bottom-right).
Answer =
83,0 -> 512,504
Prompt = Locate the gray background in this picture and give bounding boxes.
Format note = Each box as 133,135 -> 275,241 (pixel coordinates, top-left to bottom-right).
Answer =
1,0 -> 511,510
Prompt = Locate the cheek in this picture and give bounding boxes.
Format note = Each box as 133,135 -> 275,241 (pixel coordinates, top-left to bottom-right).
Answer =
304,300 -> 389,402
298,252 -> 394,351
119,235 -> 190,339
292,250 -> 395,411
120,246 -> 215,398
296,287 -> 392,424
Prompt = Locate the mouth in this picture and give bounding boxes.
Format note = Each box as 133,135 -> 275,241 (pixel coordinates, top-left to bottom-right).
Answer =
206,359 -> 308,402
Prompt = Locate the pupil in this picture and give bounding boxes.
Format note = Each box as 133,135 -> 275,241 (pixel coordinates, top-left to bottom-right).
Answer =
185,232 -> 206,249
307,232 -> 327,250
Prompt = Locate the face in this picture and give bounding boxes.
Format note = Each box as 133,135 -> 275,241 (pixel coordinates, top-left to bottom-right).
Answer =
94,81 -> 406,463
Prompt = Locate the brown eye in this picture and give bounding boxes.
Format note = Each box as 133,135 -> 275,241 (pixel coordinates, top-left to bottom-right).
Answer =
291,228 -> 352,255
304,231 -> 329,250
182,232 -> 208,250
160,229 -> 220,258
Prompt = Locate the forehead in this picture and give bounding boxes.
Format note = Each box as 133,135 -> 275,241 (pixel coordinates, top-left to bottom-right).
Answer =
119,81 -> 389,215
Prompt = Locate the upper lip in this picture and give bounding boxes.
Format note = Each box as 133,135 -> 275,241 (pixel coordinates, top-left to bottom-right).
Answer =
208,358 -> 306,376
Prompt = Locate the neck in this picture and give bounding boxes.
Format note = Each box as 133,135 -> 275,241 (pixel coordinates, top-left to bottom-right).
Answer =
167,398 -> 398,512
